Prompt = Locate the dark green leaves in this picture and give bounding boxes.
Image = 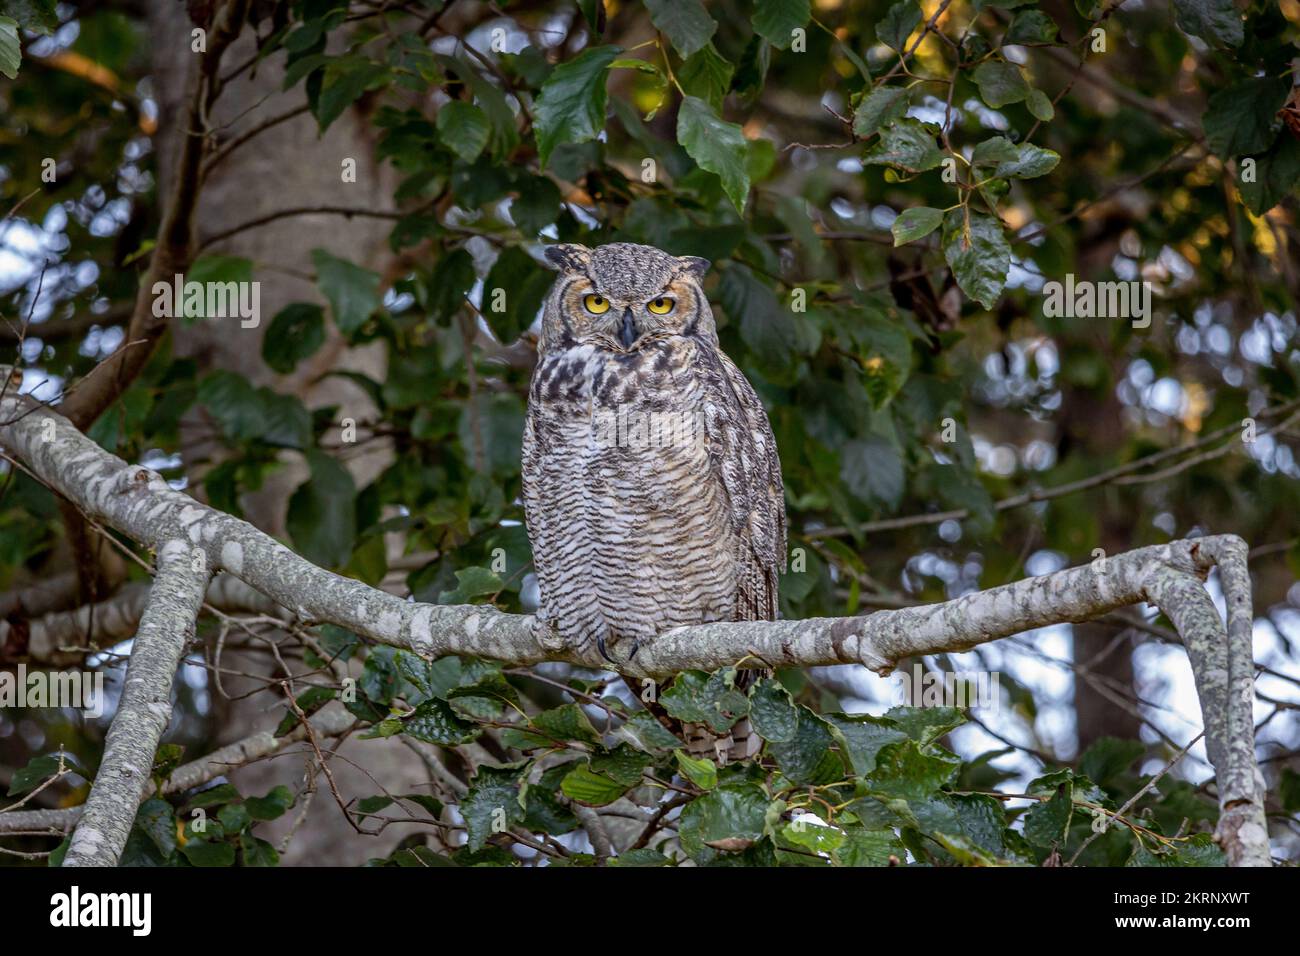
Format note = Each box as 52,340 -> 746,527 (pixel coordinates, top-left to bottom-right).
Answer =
661,669 -> 750,733
645,0 -> 715,59
972,60 -> 1028,108
461,766 -> 526,850
678,784 -> 771,858
941,209 -> 1010,310
1004,10 -> 1059,45
753,0 -> 811,50
748,677 -> 799,742
1203,77 -> 1289,160
678,44 -> 734,112
1172,0 -> 1243,48
676,94 -> 751,212
403,697 -> 480,745
1239,136 -> 1300,215
197,371 -> 311,448
863,118 -> 944,173
312,248 -> 380,335
287,448 -> 357,568
852,86 -> 910,138
436,101 -> 491,162
315,57 -> 390,132
991,142 -> 1060,179
262,303 -> 326,374
560,765 -> 630,806
534,45 -> 621,167
877,0 -> 922,51
891,206 -> 944,245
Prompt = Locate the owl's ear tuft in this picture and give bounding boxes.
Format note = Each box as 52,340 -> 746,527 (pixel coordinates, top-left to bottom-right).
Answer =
676,256 -> 710,280
543,243 -> 591,273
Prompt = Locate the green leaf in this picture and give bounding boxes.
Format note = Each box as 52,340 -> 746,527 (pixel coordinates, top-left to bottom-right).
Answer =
218,802 -> 251,832
972,60 -> 1028,108
619,712 -> 685,753
863,118 -> 944,173
660,669 -> 749,734
560,765 -> 630,806
1004,10 -> 1058,45
1203,77 -> 1289,160
675,750 -> 719,790
262,303 -> 326,374
589,745 -> 651,786
181,840 -> 236,867
891,206 -> 944,246
436,566 -> 503,604
316,57 -> 389,132
885,705 -> 967,744
530,703 -> 602,746
240,835 -> 280,867
876,0 -> 922,51
0,17 -> 22,80
678,43 -> 734,112
534,45 -> 621,168
1128,832 -> 1227,867
678,784 -> 771,858
312,248 -> 380,335
1079,737 -> 1146,787
245,785 -> 293,821
1239,136 -> 1300,215
971,136 -> 1020,166
7,751 -> 83,796
510,174 -> 563,236
832,827 -> 904,866
483,245 -> 551,342
611,848 -> 673,866
1025,87 -> 1054,121
1023,786 -> 1074,848
403,697 -> 480,745
1172,0 -> 1243,48
748,677 -> 799,743
863,740 -> 960,800
676,95 -> 751,212
753,0 -> 811,50
188,783 -> 240,808
436,101 -> 491,162
824,713 -> 909,776
769,707 -> 844,785
841,436 -> 905,510
461,766 -> 526,850
993,142 -> 1060,179
644,0 -> 715,58
134,799 -> 177,858
780,818 -> 844,854
852,86 -> 910,138
287,448 -> 357,568
942,209 -> 1009,310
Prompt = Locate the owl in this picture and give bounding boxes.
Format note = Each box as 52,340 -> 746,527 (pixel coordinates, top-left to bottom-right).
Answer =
521,242 -> 786,760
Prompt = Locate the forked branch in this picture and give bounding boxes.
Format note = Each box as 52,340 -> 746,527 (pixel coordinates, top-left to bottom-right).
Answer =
0,376 -> 1270,866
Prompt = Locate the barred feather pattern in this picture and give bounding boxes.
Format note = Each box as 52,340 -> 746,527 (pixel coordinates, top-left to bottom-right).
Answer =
521,243 -> 786,763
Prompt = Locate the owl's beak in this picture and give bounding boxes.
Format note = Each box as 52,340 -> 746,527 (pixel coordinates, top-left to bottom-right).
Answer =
618,308 -> 637,349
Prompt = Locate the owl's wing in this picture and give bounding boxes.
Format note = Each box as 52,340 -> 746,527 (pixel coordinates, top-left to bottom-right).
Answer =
700,348 -> 787,623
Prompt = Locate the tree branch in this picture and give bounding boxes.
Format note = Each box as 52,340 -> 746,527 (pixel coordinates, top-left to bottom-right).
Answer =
60,540 -> 210,866
0,375 -> 1270,866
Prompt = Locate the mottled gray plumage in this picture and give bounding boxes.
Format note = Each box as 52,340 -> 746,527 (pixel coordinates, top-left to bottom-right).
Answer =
521,241 -> 786,759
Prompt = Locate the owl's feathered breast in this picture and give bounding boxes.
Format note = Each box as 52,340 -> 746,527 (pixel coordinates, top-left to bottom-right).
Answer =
522,334 -> 785,656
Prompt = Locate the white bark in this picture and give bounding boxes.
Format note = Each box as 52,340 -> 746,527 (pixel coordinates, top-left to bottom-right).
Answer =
2,574 -> 283,666
0,378 -> 1271,866
60,540 -> 210,866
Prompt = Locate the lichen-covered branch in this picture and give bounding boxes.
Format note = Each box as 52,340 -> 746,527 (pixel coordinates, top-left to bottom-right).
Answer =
59,540 -> 211,866
0,380 -> 1270,866
2,573 -> 283,666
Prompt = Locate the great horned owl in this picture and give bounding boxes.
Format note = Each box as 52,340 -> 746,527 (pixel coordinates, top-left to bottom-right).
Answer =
521,242 -> 786,760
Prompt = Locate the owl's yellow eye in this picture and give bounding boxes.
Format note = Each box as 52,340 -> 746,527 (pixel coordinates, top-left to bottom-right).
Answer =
647,296 -> 675,315
583,294 -> 610,315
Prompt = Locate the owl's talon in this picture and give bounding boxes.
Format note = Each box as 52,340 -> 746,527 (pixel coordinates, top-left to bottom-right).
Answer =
596,637 -> 616,665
